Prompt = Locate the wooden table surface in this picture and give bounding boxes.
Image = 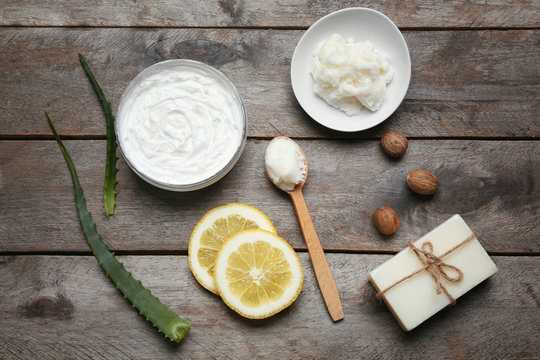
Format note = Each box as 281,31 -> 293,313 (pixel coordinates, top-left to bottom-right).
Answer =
1,1 -> 539,359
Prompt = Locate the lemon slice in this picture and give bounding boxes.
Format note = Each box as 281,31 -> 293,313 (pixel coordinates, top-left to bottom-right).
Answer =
214,229 -> 303,319
188,203 -> 277,294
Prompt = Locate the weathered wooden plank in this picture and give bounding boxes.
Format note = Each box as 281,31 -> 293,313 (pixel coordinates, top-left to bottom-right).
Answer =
0,254 -> 538,359
1,0 -> 539,28
0,28 -> 538,138
1,139 -> 538,253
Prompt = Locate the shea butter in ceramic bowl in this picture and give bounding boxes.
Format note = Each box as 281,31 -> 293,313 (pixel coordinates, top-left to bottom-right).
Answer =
290,7 -> 411,132
116,59 -> 247,191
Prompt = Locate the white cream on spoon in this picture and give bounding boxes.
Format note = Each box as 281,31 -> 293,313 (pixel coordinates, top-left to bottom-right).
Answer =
264,136 -> 344,321
264,137 -> 307,191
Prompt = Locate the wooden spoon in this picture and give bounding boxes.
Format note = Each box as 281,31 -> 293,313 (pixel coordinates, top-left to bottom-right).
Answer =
265,136 -> 344,322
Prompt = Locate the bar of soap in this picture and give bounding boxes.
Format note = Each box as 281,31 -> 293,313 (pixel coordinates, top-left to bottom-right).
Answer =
368,214 -> 498,331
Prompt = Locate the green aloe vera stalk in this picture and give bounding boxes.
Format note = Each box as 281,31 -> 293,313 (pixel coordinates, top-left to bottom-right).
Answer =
78,54 -> 118,216
46,113 -> 191,342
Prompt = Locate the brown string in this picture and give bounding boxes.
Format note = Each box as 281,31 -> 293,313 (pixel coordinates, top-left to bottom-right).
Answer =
376,231 -> 477,305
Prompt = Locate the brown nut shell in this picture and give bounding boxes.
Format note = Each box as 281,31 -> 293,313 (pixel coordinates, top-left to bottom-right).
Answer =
406,169 -> 439,195
381,130 -> 408,158
373,206 -> 400,235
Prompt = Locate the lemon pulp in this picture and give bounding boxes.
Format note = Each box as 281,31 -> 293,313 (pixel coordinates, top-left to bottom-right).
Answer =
226,240 -> 294,307
198,215 -> 259,278
188,204 -> 276,294
214,229 -> 303,319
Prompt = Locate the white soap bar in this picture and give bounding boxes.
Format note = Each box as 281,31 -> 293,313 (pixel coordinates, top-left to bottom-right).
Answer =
369,214 -> 498,331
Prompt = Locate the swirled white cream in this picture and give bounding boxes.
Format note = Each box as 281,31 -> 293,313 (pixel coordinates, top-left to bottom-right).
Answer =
265,138 -> 307,191
310,34 -> 394,115
117,63 -> 244,186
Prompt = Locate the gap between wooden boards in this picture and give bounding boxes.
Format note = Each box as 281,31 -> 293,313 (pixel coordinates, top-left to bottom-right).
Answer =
0,249 -> 537,256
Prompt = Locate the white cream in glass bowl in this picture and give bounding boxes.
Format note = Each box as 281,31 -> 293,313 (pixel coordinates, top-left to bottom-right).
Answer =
116,60 -> 247,191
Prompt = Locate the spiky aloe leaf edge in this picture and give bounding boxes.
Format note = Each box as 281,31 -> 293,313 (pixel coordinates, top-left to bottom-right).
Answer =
46,113 -> 190,342
78,54 -> 118,217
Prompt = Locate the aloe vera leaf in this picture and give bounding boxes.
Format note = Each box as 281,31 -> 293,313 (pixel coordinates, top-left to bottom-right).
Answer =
46,113 -> 191,342
78,53 -> 118,216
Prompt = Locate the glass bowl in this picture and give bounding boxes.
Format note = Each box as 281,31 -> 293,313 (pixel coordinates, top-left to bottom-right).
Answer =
115,59 -> 247,191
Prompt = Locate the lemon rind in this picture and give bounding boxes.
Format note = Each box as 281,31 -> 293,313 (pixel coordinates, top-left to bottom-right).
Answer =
214,229 -> 304,319
188,203 -> 277,294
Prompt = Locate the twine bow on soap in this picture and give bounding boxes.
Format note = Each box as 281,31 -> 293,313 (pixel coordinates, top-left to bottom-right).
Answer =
376,231 -> 476,305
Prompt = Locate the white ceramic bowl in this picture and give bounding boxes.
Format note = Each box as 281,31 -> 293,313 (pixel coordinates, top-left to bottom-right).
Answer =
116,60 -> 247,191
290,7 -> 411,132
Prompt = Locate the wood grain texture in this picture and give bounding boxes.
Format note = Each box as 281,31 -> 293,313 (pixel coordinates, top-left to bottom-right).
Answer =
2,0 -> 538,356
289,187 -> 344,321
0,254 -> 538,359
1,0 -> 539,28
1,139 -> 538,253
0,28 -> 538,138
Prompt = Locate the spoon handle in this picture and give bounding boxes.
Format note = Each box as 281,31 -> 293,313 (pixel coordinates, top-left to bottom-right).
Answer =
289,189 -> 344,322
